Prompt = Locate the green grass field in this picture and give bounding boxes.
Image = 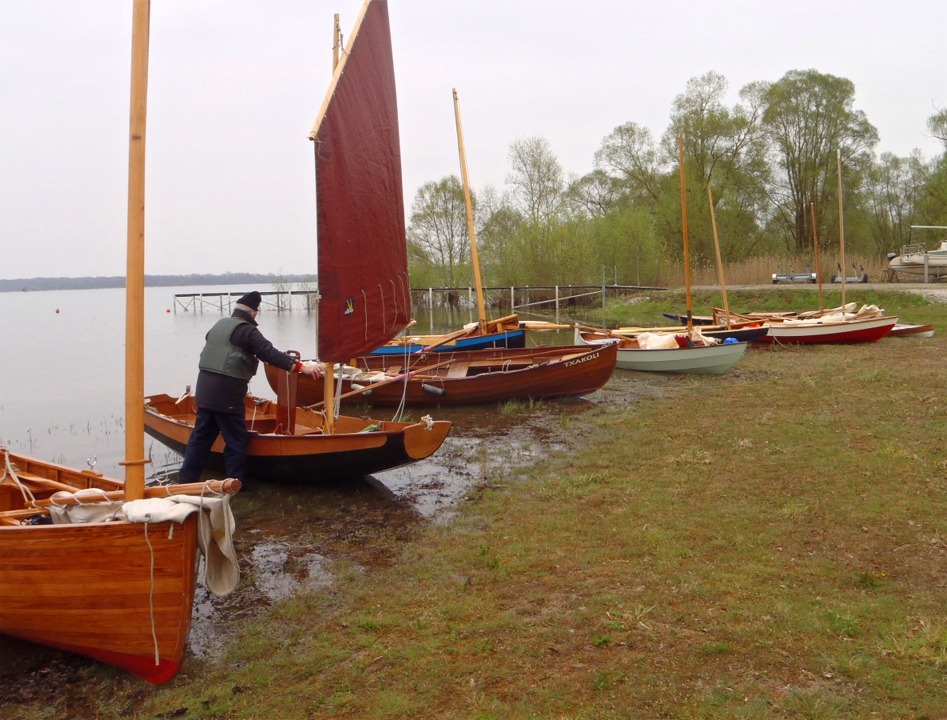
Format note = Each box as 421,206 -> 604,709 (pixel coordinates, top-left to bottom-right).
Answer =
4,288 -> 945,719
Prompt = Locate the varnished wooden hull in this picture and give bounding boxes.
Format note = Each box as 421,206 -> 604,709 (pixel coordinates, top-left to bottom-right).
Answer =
0,452 -> 200,684
143,394 -> 452,482
889,323 -> 935,338
265,344 -> 618,408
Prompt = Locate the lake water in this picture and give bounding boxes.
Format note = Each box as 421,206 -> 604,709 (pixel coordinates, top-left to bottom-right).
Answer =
0,284 -> 317,476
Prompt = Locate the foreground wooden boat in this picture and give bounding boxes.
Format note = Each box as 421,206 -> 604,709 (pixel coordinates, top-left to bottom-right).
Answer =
0,449 -> 240,684
0,1 -> 241,684
265,344 -> 617,408
144,391 -> 451,481
576,329 -> 747,375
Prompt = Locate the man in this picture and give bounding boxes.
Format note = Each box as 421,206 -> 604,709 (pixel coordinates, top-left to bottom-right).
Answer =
178,290 -> 322,483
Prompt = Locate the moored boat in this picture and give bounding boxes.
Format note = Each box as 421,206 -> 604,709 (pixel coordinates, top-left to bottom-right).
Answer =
144,392 -> 451,482
265,344 -> 618,407
576,329 -> 747,375
888,322 -> 935,339
145,0 -> 452,478
372,315 -> 526,355
613,321 -> 768,343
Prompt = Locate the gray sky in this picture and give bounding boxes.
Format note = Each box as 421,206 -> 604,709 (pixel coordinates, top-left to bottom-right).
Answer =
1,0 -> 943,280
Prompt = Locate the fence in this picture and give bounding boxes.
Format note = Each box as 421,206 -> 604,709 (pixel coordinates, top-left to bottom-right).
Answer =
173,285 -> 663,320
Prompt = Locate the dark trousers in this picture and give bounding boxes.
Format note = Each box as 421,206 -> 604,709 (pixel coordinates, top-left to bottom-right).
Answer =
178,408 -> 249,483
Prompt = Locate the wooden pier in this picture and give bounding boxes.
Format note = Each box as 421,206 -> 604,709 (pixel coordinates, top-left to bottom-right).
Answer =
173,284 -> 664,320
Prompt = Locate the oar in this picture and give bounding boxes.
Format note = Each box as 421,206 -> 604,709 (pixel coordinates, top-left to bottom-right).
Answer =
419,326 -> 475,353
520,321 -> 574,331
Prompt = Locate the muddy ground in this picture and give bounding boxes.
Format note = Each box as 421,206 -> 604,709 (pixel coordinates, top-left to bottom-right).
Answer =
0,369 -> 669,702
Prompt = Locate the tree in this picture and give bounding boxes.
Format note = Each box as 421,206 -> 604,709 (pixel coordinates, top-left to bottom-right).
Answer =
661,72 -> 770,264
506,136 -> 566,226
928,107 -> 947,148
865,151 -> 928,255
407,176 -> 471,287
759,69 -> 879,253
504,137 -> 567,281
593,121 -> 663,207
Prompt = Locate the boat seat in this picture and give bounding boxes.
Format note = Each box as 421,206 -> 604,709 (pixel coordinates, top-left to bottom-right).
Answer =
293,423 -> 324,436
8,470 -> 80,494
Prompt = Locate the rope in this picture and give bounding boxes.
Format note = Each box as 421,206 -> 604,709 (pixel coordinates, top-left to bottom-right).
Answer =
1,449 -> 36,506
143,515 -> 161,667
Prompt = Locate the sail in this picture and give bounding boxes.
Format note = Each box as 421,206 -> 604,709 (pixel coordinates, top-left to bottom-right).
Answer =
310,0 -> 410,362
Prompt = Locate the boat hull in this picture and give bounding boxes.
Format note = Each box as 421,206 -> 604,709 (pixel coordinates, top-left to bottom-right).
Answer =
143,394 -> 452,482
265,344 -> 617,407
889,323 -> 935,338
577,332 -> 747,375
756,315 -> 898,344
614,342 -> 746,374
889,241 -> 947,279
0,451 -> 200,685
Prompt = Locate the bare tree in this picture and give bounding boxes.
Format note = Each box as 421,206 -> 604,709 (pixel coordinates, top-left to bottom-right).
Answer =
407,176 -> 471,287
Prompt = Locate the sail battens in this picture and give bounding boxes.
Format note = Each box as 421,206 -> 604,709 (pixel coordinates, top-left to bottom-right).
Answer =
313,0 -> 409,361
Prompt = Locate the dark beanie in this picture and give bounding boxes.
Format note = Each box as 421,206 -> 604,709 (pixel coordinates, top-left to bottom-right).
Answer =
237,291 -> 261,310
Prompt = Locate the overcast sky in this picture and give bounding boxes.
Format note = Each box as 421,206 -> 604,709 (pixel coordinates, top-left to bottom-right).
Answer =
1,0 -> 943,280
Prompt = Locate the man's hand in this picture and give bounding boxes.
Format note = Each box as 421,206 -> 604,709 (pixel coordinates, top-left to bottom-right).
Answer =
300,361 -> 324,378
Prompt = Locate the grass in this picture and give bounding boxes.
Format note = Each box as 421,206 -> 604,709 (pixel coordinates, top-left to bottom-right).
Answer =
3,288 -> 947,719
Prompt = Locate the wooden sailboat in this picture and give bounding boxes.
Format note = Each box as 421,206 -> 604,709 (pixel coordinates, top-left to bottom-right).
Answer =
265,343 -> 617,408
268,86 -> 616,407
144,0 -> 451,480
0,0 -> 240,684
266,85 -> 616,407
577,134 -> 747,375
695,153 -> 897,345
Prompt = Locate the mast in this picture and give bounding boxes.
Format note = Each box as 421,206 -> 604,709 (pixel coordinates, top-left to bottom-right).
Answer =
452,88 -> 488,332
836,149 -> 846,306
123,0 -> 150,500
707,186 -> 730,329
810,203 -> 824,311
677,133 -> 693,331
332,14 -> 341,71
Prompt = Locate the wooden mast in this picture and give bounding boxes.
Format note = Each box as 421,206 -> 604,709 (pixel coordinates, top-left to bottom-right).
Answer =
332,14 -> 341,71
836,149 -> 846,306
810,202 -> 824,311
706,186 -> 730,329
452,88 -> 488,333
122,0 -> 150,501
677,133 -> 693,331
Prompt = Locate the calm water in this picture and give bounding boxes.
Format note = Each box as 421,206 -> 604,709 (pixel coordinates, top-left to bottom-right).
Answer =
0,285 -> 320,476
